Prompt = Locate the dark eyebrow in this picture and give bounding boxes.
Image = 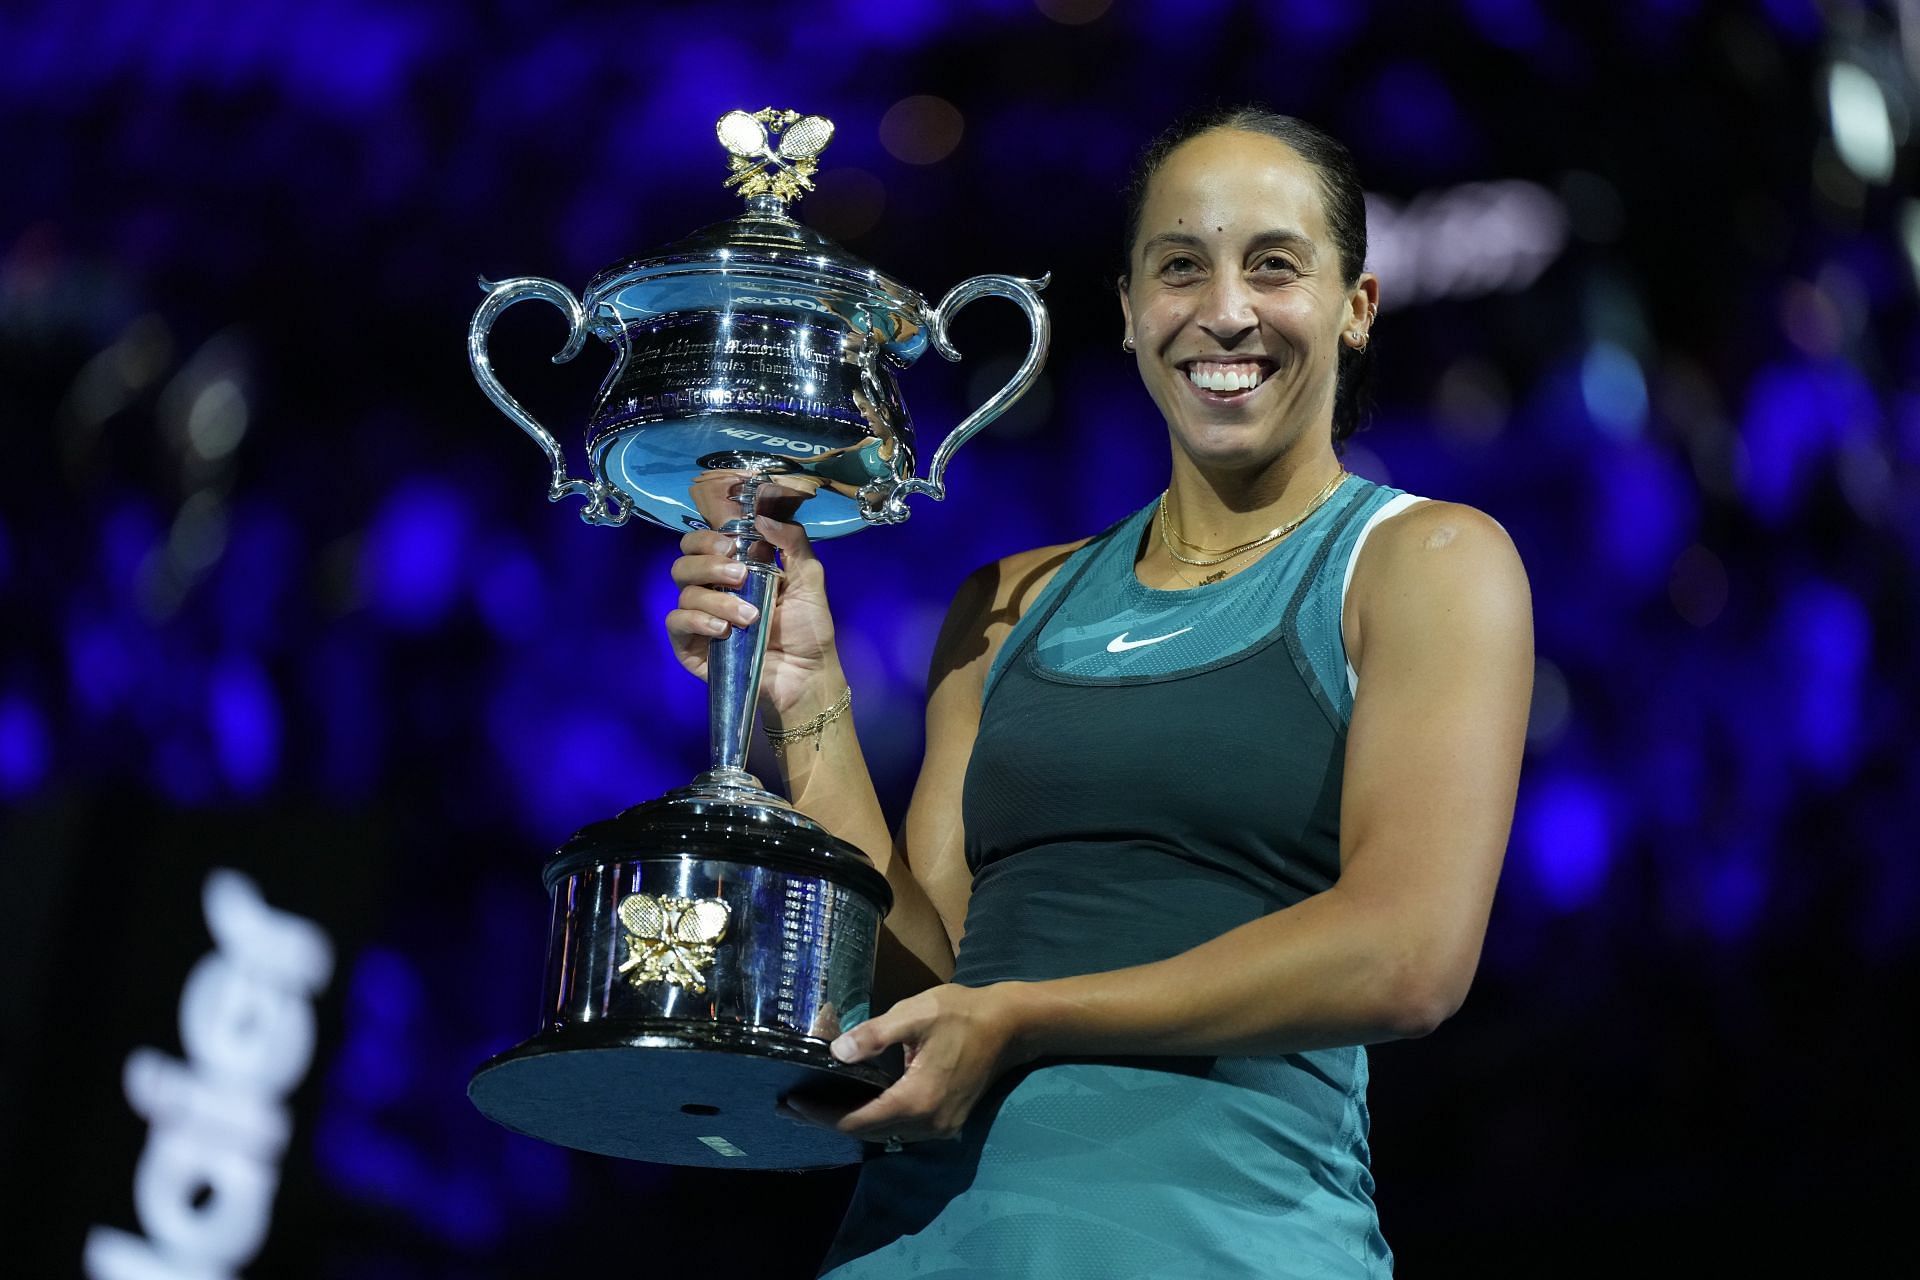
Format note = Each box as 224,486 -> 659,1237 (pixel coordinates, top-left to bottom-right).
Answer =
1249,230 -> 1317,262
1139,229 -> 1318,262
1138,231 -> 1208,256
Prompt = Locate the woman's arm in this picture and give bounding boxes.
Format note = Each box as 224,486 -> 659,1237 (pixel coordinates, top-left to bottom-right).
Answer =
759,530 -> 991,1000
772,527 -> 1089,1004
666,517 -> 1083,1006
813,501 -> 1533,1141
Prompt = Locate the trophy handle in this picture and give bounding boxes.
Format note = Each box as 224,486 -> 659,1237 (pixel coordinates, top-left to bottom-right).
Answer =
879,273 -> 1051,518
468,276 -> 633,527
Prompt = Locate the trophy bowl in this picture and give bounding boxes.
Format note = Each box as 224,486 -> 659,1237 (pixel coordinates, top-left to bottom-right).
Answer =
464,107 -> 1048,1169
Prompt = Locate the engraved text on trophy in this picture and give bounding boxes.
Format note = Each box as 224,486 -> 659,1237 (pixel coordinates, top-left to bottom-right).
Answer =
592,314 -> 908,451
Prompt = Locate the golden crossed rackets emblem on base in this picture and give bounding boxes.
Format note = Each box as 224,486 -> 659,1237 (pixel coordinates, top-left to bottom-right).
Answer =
617,893 -> 731,993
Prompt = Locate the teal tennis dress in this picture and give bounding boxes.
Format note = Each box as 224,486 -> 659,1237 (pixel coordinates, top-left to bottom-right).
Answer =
819,476 -> 1420,1279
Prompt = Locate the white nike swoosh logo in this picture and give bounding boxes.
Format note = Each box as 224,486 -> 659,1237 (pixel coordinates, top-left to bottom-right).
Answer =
1106,627 -> 1193,653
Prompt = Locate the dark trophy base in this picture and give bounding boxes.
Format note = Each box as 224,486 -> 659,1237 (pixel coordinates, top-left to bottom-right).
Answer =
469,1020 -> 890,1169
468,782 -> 897,1170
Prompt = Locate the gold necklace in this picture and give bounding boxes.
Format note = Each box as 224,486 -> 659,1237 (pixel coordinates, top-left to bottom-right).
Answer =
1158,470 -> 1349,568
1171,538 -> 1264,587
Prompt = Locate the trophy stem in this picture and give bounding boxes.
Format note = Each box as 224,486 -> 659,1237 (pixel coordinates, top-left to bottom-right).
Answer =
707,479 -> 782,784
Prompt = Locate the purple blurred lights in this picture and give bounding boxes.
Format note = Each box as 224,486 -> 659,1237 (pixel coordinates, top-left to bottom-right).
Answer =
0,692 -> 50,797
1520,770 -> 1615,913
362,478 -> 471,631
207,654 -> 282,794
1739,360 -> 1878,523
1777,579 -> 1871,781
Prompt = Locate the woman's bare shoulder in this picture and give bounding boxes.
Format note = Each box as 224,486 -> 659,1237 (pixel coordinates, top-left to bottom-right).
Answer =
975,539 -> 1093,619
1359,499 -> 1522,578
930,538 -> 1093,684
1346,499 -> 1530,670
1344,495 -> 1536,702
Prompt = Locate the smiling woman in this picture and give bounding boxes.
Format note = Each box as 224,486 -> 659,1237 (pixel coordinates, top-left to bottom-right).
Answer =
1121,123 -> 1374,522
665,104 -> 1534,1279
1123,109 -> 1376,442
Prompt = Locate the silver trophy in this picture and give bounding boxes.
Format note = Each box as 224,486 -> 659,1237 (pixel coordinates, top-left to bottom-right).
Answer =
464,108 -> 1048,1169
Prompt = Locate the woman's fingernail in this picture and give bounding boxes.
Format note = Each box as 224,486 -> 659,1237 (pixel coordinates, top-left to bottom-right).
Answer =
722,563 -> 746,581
738,603 -> 760,624
830,1035 -> 856,1061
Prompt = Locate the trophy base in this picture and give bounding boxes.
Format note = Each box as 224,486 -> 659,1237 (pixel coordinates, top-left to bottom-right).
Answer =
470,782 -> 896,1169
469,1019 -> 890,1169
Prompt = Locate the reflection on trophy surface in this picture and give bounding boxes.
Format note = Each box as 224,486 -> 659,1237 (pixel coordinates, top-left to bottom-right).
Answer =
463,106 -> 1049,1170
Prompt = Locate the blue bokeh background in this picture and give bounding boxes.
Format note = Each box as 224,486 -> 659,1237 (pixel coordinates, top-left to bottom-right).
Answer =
3,0 -> 1915,1274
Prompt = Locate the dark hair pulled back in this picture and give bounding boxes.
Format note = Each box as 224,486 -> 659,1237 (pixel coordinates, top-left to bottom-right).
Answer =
1122,106 -> 1374,448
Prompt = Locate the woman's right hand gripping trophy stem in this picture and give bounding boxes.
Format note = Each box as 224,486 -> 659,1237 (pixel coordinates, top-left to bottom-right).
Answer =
666,507 -> 887,844
665,514 -> 845,729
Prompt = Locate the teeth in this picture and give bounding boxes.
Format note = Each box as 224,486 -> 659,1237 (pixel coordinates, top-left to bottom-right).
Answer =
1186,364 -> 1265,393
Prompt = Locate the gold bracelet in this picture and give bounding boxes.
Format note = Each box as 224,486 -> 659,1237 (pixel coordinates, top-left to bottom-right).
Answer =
765,686 -> 853,756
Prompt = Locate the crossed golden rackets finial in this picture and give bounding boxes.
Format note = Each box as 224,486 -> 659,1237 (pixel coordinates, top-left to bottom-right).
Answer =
716,107 -> 836,202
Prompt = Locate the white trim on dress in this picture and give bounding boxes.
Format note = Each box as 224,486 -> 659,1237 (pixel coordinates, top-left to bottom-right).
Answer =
1342,493 -> 1428,697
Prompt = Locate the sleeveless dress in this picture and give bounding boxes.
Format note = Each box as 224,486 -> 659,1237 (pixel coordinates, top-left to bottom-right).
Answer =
819,476 -> 1422,1280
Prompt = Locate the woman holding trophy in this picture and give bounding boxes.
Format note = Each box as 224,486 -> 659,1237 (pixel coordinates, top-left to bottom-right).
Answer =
665,106 -> 1534,1278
